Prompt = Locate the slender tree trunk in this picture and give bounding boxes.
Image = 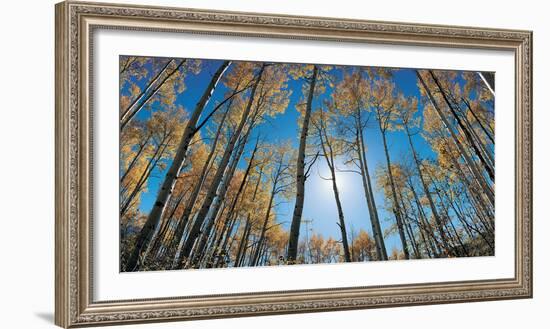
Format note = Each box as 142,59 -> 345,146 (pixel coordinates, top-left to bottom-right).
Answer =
238,229 -> 253,267
398,191 -> 421,259
464,115 -> 495,170
120,134 -> 152,184
407,178 -> 440,257
253,240 -> 267,266
194,204 -> 228,267
450,193 -> 494,249
121,59 -> 186,129
125,61 -> 230,271
213,218 -> 239,267
164,105 -> 231,264
416,70 -> 494,206
260,246 -> 270,266
120,56 -> 137,75
355,114 -> 387,260
223,221 -> 241,266
250,176 -> 278,266
120,137 -> 170,217
287,66 -> 318,263
143,191 -> 186,263
317,119 -> 351,262
193,139 -> 258,266
406,196 -> 432,258
210,159 -> 254,263
219,166 -> 263,266
218,166 -> 263,267
378,126 -> 410,259
428,70 -> 494,182
120,59 -> 174,121
330,176 -> 352,262
235,219 -> 252,267
462,98 -> 494,143
431,182 -> 470,257
447,196 -> 475,241
193,128 -> 254,252
440,136 -> 494,231
455,103 -> 494,167
447,214 -> 469,256
404,125 -> 453,255
478,72 -> 495,97
177,65 -> 265,268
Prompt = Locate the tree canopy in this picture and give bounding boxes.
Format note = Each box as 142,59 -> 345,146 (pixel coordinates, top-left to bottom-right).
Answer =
119,56 -> 495,271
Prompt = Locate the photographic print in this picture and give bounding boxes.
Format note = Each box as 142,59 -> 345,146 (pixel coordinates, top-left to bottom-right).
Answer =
119,56 -> 495,272
55,4 -> 532,326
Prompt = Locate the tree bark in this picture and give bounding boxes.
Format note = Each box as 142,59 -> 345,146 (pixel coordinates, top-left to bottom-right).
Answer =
432,184 -> 469,256
125,61 -> 230,271
355,111 -> 388,260
317,113 -> 351,262
216,166 -> 263,267
404,125 -> 453,255
406,178 -> 441,257
193,138 -> 258,266
120,56 -> 137,75
405,195 -> 432,258
143,191 -> 186,263
428,70 -> 494,182
209,156 -> 254,264
416,70 -> 494,206
461,98 -> 494,143
378,124 -> 410,259
287,66 -> 318,263
120,133 -> 152,184
120,136 -> 170,217
398,190 -> 421,259
439,131 -> 495,231
478,72 -> 495,97
120,59 -> 186,129
164,101 -> 232,264
234,219 -> 251,267
177,64 -> 265,268
250,159 -> 282,266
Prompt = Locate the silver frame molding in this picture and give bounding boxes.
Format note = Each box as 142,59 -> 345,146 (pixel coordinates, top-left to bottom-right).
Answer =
55,1 -> 533,327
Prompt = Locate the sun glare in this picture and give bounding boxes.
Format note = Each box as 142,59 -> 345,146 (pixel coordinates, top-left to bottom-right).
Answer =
318,164 -> 348,192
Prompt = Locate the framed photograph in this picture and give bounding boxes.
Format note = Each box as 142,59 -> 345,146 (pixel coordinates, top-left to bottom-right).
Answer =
55,1 -> 532,327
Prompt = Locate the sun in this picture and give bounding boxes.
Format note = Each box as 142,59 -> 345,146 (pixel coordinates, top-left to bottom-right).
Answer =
333,171 -> 348,191
320,168 -> 347,192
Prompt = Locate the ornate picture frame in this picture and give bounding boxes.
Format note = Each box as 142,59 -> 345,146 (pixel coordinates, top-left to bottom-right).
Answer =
55,1 -> 532,327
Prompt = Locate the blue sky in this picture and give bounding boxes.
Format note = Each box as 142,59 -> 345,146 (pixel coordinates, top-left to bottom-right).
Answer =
127,58 -> 454,253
